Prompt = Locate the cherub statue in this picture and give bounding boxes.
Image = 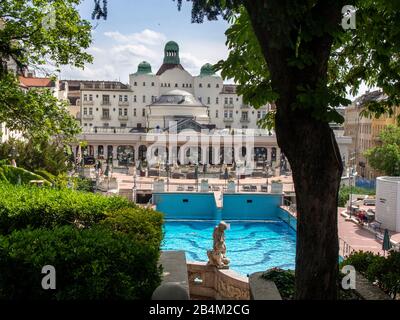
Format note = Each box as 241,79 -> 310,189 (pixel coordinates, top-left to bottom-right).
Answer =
207,221 -> 230,269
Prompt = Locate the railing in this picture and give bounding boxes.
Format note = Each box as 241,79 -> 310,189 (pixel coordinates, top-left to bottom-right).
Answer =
118,101 -> 129,106
223,117 -> 234,122
240,118 -> 250,123
101,115 -> 111,120
118,115 -> 129,120
223,104 -> 234,108
339,237 -> 356,258
240,104 -> 250,109
82,100 -> 94,105
82,114 -> 94,120
101,101 -> 111,106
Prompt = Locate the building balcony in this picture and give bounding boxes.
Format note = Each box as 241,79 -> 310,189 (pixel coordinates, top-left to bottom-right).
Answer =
223,117 -> 234,122
101,101 -> 111,106
223,104 -> 234,108
118,115 -> 129,121
241,104 -> 250,109
101,115 -> 111,120
82,100 -> 94,105
240,118 -> 250,123
118,101 -> 129,106
82,114 -> 94,120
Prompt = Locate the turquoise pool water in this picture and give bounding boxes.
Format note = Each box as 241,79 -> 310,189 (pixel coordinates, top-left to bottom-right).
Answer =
162,220 -> 296,276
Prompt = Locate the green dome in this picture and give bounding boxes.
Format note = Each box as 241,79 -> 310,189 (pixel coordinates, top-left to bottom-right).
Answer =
163,41 -> 180,64
136,61 -> 152,75
200,63 -> 216,76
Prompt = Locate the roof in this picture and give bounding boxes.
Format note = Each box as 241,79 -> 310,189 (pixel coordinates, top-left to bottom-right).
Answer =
156,63 -> 186,76
199,63 -> 217,77
151,90 -> 204,107
19,76 -> 55,88
134,61 -> 153,75
353,90 -> 386,107
60,80 -> 130,90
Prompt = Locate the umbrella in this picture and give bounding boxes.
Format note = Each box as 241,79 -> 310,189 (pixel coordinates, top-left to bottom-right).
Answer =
382,228 -> 392,254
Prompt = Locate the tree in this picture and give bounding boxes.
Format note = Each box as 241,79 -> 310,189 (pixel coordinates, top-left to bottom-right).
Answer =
94,0 -> 400,299
365,125 -> 400,176
176,0 -> 400,300
0,0 -> 93,140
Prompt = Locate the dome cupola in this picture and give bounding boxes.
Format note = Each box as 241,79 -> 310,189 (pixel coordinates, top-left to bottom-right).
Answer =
163,41 -> 180,64
136,61 -> 152,75
200,63 -> 216,76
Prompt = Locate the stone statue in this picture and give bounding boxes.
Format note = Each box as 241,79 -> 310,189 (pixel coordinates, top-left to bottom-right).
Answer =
207,221 -> 230,269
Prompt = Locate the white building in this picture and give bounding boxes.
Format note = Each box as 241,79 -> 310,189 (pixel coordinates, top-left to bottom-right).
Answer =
79,41 -> 271,132
71,41 -> 352,170
376,176 -> 400,232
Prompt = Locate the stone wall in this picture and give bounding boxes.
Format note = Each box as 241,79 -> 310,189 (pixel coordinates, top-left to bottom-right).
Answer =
187,262 -> 250,300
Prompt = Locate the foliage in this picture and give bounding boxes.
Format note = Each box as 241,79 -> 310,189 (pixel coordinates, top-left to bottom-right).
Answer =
365,125 -> 400,176
341,251 -> 400,299
74,177 -> 95,192
100,208 -> 164,248
0,138 -> 73,175
0,0 -> 92,139
0,183 -> 135,235
0,225 -> 162,300
0,165 -> 51,186
261,268 -> 295,300
338,185 -> 375,207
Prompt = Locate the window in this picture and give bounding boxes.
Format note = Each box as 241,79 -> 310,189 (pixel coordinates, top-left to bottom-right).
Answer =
119,108 -> 122,116
216,84 -> 219,88
83,94 -> 88,101
89,94 -> 93,101
161,83 -> 164,87
207,83 -> 211,88
89,108 -> 93,115
262,110 -> 267,117
124,108 -> 128,116
102,95 -> 110,104
103,123 -> 109,127
134,95 -> 137,102
134,108 -> 137,117
121,123 -> 127,128
190,84 -> 192,88
224,97 -> 228,105
168,83 -> 170,87
257,111 -> 261,119
229,110 -> 233,118
142,109 -> 146,117
216,97 -> 219,104
83,108 -> 87,115
124,95 -> 128,102
143,82 -> 146,86
198,97 -> 202,102
175,83 -> 178,87
151,82 -> 155,86
199,83 -> 203,88
229,97 -> 233,105
242,126 -> 248,129
216,110 -> 219,118
142,95 -> 146,103
84,123 -> 87,126
224,110 -> 228,118
134,82 -> 137,86
207,97 -> 211,104
119,95 -> 123,102
241,111 -> 248,120
102,109 -> 110,118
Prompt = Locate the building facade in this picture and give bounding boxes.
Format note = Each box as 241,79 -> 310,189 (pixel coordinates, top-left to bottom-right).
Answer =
344,90 -> 399,179
69,41 -> 352,171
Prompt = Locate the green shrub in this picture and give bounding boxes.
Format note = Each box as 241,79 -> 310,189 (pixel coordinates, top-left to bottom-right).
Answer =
0,225 -> 162,300
74,177 -> 95,192
338,186 -> 375,207
261,268 -> 295,300
34,169 -> 56,183
0,165 -> 51,186
341,251 -> 400,299
100,207 -> 164,248
0,183 -> 135,234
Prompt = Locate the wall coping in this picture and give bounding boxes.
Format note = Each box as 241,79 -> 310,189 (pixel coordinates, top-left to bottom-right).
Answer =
249,272 -> 282,300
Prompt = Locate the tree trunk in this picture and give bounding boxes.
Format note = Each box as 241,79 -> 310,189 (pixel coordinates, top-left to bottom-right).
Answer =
276,113 -> 343,299
244,0 -> 344,299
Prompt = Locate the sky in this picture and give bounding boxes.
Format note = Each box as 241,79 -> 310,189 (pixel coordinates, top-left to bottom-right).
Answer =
59,0 -> 231,82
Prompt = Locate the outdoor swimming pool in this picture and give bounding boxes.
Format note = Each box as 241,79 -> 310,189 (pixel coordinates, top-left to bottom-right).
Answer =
162,220 -> 296,276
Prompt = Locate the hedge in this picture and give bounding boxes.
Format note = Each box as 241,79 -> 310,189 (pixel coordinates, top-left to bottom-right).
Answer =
0,165 -> 51,186
341,251 -> 400,299
0,225 -> 162,300
0,183 -> 135,234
